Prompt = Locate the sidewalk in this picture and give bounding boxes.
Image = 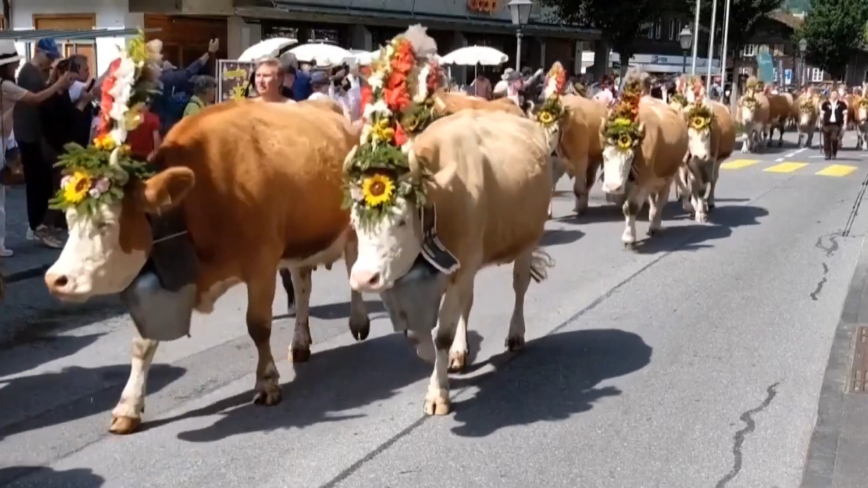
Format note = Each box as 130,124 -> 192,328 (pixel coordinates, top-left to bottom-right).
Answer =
0,186 -> 61,283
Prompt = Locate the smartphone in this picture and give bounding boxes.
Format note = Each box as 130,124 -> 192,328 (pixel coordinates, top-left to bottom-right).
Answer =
86,79 -> 96,91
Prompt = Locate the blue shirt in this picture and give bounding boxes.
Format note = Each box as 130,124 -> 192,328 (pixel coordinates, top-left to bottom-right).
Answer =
292,71 -> 312,101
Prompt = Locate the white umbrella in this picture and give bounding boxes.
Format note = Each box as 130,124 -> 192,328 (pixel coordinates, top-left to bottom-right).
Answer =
352,49 -> 381,66
440,46 -> 508,66
289,43 -> 354,66
238,37 -> 298,62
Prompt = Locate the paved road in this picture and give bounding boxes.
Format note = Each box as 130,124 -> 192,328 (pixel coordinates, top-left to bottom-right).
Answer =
2,132 -> 868,488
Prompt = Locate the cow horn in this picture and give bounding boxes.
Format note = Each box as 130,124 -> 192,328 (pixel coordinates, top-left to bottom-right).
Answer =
108,146 -> 130,184
343,145 -> 359,174
407,147 -> 420,178
433,94 -> 446,112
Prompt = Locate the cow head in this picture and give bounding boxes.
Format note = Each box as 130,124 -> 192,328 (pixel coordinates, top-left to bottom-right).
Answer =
858,99 -> 868,123
349,160 -> 456,293
600,117 -> 644,194
44,168 -> 195,301
799,100 -> 817,126
686,102 -> 715,163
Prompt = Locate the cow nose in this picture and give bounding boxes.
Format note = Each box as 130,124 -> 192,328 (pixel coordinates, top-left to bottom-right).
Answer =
603,183 -> 623,194
349,269 -> 383,292
45,272 -> 71,295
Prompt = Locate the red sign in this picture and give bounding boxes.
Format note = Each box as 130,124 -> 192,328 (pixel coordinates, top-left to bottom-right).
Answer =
467,0 -> 499,14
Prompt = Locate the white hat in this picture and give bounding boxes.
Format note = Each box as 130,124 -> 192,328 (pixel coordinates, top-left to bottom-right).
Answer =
0,40 -> 22,67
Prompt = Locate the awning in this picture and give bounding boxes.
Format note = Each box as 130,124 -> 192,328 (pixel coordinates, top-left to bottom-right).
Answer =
236,5 -> 600,39
0,28 -> 161,42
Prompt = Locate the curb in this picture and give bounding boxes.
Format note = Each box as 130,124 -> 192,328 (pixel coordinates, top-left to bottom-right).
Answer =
2,264 -> 50,285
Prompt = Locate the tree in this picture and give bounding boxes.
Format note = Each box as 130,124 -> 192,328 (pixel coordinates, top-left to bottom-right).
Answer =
800,0 -> 868,80
540,0 -> 690,79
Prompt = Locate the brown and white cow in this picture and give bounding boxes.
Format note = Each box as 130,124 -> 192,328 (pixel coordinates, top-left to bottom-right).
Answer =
600,74 -> 689,248
678,100 -> 736,222
853,96 -> 868,150
432,91 -> 525,117
43,100 -> 371,434
738,91 -> 771,153
348,109 -> 554,415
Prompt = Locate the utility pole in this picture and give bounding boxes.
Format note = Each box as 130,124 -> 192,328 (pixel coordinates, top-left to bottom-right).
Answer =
705,0 -> 718,94
720,0 -> 732,92
691,0 -> 701,74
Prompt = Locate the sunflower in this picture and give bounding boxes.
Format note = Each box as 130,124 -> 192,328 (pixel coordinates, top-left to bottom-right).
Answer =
63,171 -> 93,205
93,134 -> 116,151
617,134 -> 633,149
361,173 -> 396,207
538,110 -> 554,125
691,116 -> 709,131
371,119 -> 395,144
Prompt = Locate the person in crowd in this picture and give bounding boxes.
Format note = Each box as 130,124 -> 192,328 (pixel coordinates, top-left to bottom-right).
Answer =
153,38 -> 219,135
278,51 -> 312,101
253,58 -> 295,104
520,66 -> 545,103
593,79 -> 615,107
12,38 -> 73,249
469,70 -> 492,99
308,71 -> 331,101
492,68 -> 514,98
42,57 -> 94,154
183,75 -> 217,118
125,100 -> 161,161
820,88 -> 847,160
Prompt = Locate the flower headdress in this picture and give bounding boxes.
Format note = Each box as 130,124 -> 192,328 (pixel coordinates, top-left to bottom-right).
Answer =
50,32 -> 162,214
531,62 -> 568,136
800,97 -> 818,114
603,73 -> 643,151
685,101 -> 714,132
343,25 -> 443,229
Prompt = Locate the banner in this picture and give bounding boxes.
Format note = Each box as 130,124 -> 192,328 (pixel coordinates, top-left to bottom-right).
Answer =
756,47 -> 775,84
217,60 -> 256,103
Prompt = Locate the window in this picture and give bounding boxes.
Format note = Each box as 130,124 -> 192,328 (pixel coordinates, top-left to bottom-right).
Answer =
642,21 -> 654,39
669,19 -> 681,41
773,68 -> 778,82
654,19 -> 662,39
741,44 -> 757,57
811,68 -> 824,82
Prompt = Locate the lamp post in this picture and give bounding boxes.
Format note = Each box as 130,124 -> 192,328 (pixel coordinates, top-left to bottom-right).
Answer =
799,38 -> 807,89
508,0 -> 534,71
705,0 -> 718,94
679,26 -> 693,74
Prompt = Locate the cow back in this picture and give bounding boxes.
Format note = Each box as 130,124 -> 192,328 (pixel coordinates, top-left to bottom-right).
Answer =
750,93 -> 772,123
412,110 -> 551,269
155,101 -> 357,270
767,94 -> 790,120
433,91 -> 524,117
637,98 -> 688,180
848,95 -> 862,121
558,94 -> 607,174
710,100 -> 736,161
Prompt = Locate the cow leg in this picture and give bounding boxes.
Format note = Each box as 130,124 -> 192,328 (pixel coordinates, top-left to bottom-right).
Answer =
707,160 -> 721,211
506,248 -> 533,351
246,268 -> 282,406
777,124 -> 784,147
621,191 -> 641,249
424,282 -> 468,416
648,180 -> 672,235
288,266 -> 313,363
448,288 -> 473,372
676,166 -> 693,214
279,268 -> 296,317
572,170 -> 589,215
110,336 -> 159,434
343,239 -> 370,341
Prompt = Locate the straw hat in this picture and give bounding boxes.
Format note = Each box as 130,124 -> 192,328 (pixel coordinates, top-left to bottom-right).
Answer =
0,40 -> 22,67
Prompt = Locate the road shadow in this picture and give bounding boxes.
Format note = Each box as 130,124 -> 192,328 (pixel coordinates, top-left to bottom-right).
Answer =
308,299 -> 387,321
448,328 -> 652,438
633,204 -> 768,254
143,333 -> 434,442
0,333 -> 104,379
0,364 -> 185,441
0,466 -> 105,487
540,228 -> 585,247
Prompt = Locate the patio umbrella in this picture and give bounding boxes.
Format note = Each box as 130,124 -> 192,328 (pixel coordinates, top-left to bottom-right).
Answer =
238,37 -> 298,62
289,43 -> 355,67
439,46 -> 508,66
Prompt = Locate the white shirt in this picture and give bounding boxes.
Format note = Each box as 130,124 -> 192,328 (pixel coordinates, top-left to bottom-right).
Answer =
69,80 -> 87,103
309,91 -> 330,101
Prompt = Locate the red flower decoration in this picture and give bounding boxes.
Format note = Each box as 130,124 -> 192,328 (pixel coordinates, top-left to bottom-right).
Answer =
360,83 -> 372,114
390,40 -> 415,74
98,58 -> 122,137
426,61 -> 440,93
393,124 -> 408,146
384,72 -> 412,112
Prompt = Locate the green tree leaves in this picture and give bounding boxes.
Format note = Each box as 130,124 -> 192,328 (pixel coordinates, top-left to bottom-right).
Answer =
800,0 -> 868,79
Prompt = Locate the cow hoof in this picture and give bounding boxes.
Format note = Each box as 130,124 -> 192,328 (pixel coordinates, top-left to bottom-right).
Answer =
696,213 -> 708,223
109,415 -> 141,435
623,241 -> 635,250
505,336 -> 525,351
448,351 -> 467,372
708,203 -> 715,211
423,391 -> 451,416
350,316 -> 370,341
647,228 -> 660,237
253,385 -> 282,406
289,346 -> 311,363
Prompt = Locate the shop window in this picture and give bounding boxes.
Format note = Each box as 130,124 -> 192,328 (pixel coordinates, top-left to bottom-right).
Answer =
811,68 -> 824,82
669,19 -> 682,41
741,44 -> 757,57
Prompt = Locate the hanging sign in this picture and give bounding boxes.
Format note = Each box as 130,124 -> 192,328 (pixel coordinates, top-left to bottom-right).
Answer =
467,0 -> 499,14
217,60 -> 257,103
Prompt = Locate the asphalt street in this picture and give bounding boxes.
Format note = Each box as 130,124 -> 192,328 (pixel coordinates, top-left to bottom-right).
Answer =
2,131 -> 868,488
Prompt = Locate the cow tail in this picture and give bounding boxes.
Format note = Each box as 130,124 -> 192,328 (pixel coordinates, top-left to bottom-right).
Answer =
529,247 -> 555,283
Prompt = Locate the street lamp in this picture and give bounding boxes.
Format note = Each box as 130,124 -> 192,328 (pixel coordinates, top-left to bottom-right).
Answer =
508,0 -> 533,71
679,26 -> 693,74
799,38 -> 808,88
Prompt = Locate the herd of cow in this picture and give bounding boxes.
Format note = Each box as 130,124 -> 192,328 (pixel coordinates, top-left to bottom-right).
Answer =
739,83 -> 868,152
1,28 -> 789,437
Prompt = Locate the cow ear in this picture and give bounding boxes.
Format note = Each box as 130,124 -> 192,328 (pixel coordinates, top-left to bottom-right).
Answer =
140,167 -> 196,215
599,117 -> 607,136
426,164 -> 457,193
638,122 -> 646,138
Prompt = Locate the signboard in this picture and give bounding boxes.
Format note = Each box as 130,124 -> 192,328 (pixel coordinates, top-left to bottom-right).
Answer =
756,51 -> 775,84
784,69 -> 793,85
467,0 -> 499,13
217,60 -> 256,103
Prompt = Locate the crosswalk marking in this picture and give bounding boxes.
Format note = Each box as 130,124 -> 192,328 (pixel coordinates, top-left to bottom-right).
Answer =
763,162 -> 809,173
720,159 -> 759,169
815,164 -> 858,177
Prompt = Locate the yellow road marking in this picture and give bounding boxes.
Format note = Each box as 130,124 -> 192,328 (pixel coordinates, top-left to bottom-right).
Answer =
815,164 -> 858,177
720,159 -> 759,169
764,162 -> 809,173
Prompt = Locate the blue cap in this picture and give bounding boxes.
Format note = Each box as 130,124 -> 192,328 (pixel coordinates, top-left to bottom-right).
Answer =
310,71 -> 329,85
36,38 -> 62,60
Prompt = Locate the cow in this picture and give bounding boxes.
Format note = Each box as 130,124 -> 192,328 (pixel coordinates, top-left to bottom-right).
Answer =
599,71 -> 688,248
43,100 -> 372,434
347,109 -> 554,415
765,92 -> 791,147
795,93 -> 820,148
853,96 -> 868,150
432,91 -> 525,117
678,99 -> 736,222
738,91 -> 771,153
